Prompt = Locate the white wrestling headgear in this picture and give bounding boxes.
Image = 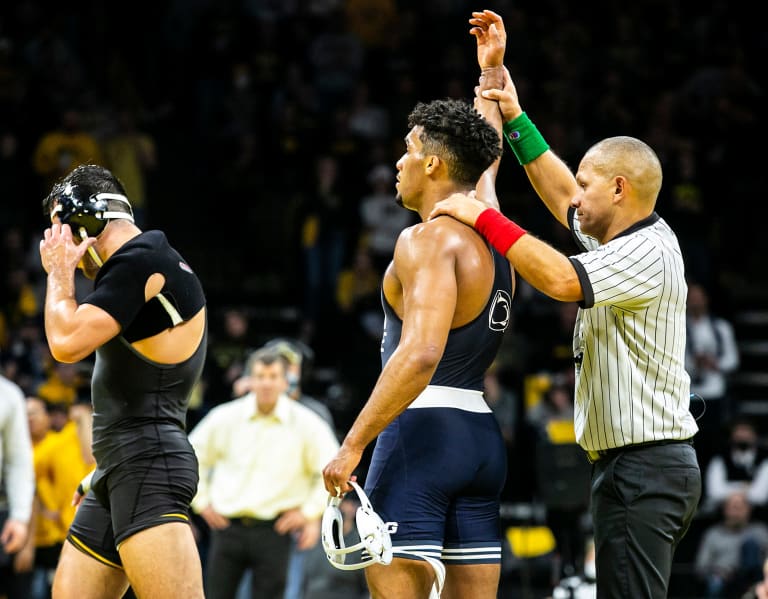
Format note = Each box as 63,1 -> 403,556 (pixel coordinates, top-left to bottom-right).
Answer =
321,480 -> 398,571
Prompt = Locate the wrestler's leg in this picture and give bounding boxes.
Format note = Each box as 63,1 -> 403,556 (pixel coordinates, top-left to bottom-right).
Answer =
118,522 -> 204,599
365,558 -> 436,599
52,541 -> 129,599
442,563 -> 500,599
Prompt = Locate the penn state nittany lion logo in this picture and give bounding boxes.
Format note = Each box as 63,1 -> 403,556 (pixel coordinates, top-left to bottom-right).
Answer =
488,289 -> 511,332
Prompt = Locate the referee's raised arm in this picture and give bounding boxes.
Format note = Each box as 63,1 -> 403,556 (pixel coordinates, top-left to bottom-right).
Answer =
477,65 -> 577,228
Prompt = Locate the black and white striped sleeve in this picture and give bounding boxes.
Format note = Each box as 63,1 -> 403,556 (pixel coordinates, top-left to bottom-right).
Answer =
570,234 -> 663,310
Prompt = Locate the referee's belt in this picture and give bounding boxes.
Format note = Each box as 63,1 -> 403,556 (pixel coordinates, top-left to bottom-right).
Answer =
228,516 -> 277,527
585,437 -> 694,464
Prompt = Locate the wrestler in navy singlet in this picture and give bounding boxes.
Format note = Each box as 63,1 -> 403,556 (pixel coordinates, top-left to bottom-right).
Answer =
366,246 -> 512,566
67,230 -> 207,566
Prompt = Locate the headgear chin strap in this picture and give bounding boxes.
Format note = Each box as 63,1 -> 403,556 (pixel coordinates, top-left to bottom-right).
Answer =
321,480 -> 398,571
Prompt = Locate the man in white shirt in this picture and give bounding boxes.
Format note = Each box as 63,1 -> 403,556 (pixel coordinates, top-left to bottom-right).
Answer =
686,282 -> 741,469
704,418 -> 768,517
686,283 -> 740,401
189,346 -> 340,599
0,374 -> 34,598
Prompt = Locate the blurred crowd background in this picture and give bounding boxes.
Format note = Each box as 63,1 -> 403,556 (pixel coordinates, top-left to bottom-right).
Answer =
1,1 -> 767,597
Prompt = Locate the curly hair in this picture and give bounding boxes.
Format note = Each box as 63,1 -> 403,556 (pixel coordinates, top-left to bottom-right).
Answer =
407,98 -> 502,187
42,164 -> 127,216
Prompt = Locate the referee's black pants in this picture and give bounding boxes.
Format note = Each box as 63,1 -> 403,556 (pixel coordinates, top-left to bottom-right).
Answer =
204,518 -> 292,599
591,441 -> 701,598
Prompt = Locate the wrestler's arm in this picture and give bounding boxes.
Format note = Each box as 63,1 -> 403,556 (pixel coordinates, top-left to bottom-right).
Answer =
44,301 -> 118,364
474,91 -> 503,211
323,221 -> 458,493
348,223 -> 456,443
40,224 -> 119,362
471,8 -> 506,211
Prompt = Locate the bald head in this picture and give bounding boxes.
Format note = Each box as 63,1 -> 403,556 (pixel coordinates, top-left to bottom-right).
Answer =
582,136 -> 663,207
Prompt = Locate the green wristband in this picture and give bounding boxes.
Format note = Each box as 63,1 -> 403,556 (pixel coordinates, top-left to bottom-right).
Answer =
502,112 -> 550,165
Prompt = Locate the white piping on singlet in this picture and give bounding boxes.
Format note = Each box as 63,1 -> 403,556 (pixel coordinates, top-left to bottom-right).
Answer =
155,293 -> 183,326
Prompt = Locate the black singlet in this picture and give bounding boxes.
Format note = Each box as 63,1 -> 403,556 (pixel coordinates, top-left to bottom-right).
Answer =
82,230 -> 207,471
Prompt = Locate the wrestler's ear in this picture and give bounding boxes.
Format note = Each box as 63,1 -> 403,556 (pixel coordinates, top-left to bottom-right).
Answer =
425,155 -> 440,174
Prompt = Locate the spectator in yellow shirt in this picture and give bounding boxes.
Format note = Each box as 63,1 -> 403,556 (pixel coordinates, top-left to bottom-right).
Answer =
32,108 -> 103,192
28,396 -> 95,599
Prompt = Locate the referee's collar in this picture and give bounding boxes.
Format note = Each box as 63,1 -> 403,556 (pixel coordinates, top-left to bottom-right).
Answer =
612,212 -> 660,241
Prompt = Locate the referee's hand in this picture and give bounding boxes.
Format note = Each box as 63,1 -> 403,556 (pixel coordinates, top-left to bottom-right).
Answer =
429,193 -> 485,226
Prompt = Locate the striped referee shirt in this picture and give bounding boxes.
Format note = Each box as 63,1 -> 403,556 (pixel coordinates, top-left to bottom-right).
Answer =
567,208 -> 698,451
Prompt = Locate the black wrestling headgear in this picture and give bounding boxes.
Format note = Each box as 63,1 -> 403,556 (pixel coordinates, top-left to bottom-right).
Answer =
50,182 -> 134,237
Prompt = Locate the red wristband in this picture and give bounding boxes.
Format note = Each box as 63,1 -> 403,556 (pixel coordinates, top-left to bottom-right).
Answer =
474,208 -> 527,255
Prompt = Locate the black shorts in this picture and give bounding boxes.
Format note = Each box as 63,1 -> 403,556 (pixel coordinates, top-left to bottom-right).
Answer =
67,450 -> 199,567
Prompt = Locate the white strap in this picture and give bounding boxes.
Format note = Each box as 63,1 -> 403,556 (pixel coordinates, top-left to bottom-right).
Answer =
79,227 -> 104,267
102,211 -> 134,222
94,192 -> 129,202
426,555 -> 446,599
396,549 -> 446,598
348,479 -> 445,595
95,192 -> 134,221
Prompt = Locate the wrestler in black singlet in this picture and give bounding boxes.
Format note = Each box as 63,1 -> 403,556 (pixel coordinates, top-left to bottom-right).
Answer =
67,230 -> 207,567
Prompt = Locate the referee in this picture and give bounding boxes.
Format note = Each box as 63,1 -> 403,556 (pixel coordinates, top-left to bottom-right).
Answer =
429,12 -> 701,597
